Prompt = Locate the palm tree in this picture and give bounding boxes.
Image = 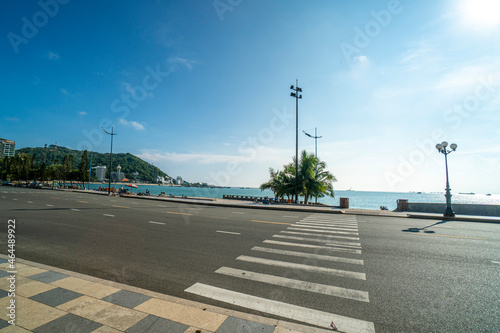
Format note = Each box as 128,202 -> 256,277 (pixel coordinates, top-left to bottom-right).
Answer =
260,150 -> 336,204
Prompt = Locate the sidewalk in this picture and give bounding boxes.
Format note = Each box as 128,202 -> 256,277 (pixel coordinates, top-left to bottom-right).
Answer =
0,257 -> 333,333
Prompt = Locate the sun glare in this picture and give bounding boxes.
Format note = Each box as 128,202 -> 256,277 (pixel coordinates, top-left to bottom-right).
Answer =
461,0 -> 500,27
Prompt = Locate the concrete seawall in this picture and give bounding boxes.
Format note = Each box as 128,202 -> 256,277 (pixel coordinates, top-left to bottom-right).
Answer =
407,202 -> 500,217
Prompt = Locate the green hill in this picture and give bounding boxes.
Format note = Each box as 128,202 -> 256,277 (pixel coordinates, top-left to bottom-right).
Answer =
16,146 -> 170,183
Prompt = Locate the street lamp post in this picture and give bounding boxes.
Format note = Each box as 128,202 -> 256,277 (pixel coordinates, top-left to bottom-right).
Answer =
435,141 -> 457,217
290,80 -> 302,203
102,127 -> 117,195
303,128 -> 322,204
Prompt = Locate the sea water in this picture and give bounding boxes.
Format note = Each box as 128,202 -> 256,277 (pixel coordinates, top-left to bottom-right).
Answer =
85,184 -> 499,210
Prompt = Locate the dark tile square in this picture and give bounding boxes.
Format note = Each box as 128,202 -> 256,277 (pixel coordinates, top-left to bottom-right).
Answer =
28,271 -> 69,283
216,317 -> 275,333
33,313 -> 101,333
126,315 -> 189,333
30,288 -> 82,307
0,270 -> 12,278
0,289 -> 9,299
0,318 -> 10,329
102,289 -> 151,308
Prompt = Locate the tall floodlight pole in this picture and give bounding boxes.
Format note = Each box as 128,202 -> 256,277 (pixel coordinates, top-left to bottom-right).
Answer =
290,80 -> 302,203
303,128 -> 322,204
435,141 -> 457,217
102,127 -> 117,195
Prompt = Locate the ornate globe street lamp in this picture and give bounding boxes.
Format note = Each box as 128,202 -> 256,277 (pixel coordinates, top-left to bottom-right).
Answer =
435,141 -> 457,217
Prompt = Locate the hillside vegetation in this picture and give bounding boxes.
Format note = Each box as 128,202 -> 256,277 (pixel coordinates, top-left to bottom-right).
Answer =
15,146 -> 170,183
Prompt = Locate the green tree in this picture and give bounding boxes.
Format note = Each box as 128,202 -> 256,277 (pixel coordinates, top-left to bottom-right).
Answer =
260,150 -> 337,204
78,150 -> 90,188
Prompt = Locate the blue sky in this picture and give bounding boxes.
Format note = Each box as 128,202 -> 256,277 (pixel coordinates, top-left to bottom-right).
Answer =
1,0 -> 500,193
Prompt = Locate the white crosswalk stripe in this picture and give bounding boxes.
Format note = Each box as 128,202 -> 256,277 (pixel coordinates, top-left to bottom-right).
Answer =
297,224 -> 359,230
293,224 -> 359,231
185,283 -> 375,333
288,226 -> 359,235
215,267 -> 370,302
263,239 -> 362,254
184,213 -> 374,331
251,246 -> 364,265
236,255 -> 366,280
280,230 -> 360,240
272,234 -> 362,247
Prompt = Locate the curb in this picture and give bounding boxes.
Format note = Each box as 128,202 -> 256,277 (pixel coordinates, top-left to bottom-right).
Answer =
6,255 -> 335,333
41,188 -> 500,223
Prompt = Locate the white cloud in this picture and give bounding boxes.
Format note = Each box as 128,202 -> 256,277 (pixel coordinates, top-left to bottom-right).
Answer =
78,111 -> 87,116
5,117 -> 20,122
118,118 -> 145,130
47,51 -> 60,60
167,57 -> 196,71
61,88 -> 69,95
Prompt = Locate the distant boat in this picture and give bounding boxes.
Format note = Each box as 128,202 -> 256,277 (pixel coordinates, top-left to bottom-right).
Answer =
486,193 -> 492,196
459,192 -> 475,195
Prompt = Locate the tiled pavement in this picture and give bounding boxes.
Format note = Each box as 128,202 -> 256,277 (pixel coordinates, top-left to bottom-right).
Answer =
0,257 -> 332,333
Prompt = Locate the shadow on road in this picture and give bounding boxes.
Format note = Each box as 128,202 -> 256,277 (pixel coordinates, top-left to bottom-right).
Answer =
402,220 -> 451,234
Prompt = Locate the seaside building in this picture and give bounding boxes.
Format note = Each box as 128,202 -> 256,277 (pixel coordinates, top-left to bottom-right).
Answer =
95,166 -> 106,182
176,176 -> 183,185
116,165 -> 122,181
0,138 -> 15,158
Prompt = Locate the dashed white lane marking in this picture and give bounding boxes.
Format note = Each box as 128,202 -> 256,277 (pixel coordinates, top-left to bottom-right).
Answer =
263,240 -> 362,254
232,212 -> 245,214
288,227 -> 359,235
283,215 -> 299,218
216,230 -> 241,235
281,230 -> 360,240
185,283 -> 375,333
46,204 -> 53,207
103,214 -> 115,217
13,199 -> 18,201
158,205 -> 167,207
71,209 -> 80,212
149,221 -> 166,225
216,267 -> 369,302
251,246 -> 364,265
272,235 -> 361,247
236,255 -> 366,280
491,261 -> 500,264
27,201 -> 33,203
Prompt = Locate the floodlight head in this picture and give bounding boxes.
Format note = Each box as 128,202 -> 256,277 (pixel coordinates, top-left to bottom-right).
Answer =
450,143 -> 457,151
290,85 -> 294,90
298,88 -> 302,92
441,141 -> 448,147
299,95 -> 302,99
291,92 -> 296,97
436,143 -> 443,151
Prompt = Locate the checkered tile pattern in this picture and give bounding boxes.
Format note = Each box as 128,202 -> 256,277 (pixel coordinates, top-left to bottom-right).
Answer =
0,258 -> 309,333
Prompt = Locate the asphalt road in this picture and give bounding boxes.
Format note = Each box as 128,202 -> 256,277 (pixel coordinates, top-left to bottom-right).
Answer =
0,187 -> 499,332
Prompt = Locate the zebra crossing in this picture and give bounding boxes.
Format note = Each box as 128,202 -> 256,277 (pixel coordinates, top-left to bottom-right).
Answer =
185,213 -> 375,333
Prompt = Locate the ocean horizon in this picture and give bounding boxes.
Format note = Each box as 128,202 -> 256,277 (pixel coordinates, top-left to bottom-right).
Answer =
85,184 -> 500,210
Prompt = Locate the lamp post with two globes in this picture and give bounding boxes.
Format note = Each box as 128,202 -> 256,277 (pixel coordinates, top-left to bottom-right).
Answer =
435,141 -> 457,217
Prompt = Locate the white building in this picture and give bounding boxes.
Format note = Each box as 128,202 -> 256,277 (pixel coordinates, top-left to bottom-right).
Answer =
95,166 -> 106,182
